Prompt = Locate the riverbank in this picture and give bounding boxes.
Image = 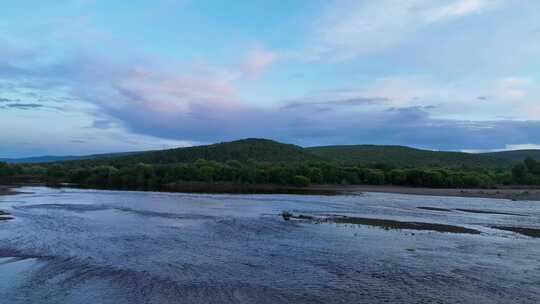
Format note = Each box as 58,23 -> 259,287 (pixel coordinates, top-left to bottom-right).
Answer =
0,210 -> 12,221
4,183 -> 540,201
119,183 -> 540,201
310,185 -> 540,201
0,186 -> 19,197
163,181 -> 341,195
0,187 -> 16,220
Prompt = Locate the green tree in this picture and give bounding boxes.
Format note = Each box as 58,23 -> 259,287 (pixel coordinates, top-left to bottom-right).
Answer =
512,163 -> 528,184
0,162 -> 15,181
524,157 -> 540,175
198,166 -> 216,182
291,175 -> 310,187
308,168 -> 323,184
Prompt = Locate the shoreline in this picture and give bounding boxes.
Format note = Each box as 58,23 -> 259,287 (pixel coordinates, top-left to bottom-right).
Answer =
0,186 -> 17,220
309,185 -> 540,201
3,183 -> 540,201
0,186 -> 20,197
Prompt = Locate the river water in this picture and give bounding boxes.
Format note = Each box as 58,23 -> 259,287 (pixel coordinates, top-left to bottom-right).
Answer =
1,187 -> 539,303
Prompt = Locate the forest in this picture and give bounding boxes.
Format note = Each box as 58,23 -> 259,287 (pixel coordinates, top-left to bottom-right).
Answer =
1,139 -> 540,192
1,157 -> 540,191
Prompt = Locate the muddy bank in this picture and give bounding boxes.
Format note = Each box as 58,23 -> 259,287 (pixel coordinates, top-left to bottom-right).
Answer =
417,206 -> 452,212
12,182 -> 540,200
0,186 -> 20,197
62,182 -> 342,195
418,207 -> 527,217
282,212 -> 481,234
309,185 -> 540,201
455,208 -> 526,216
0,210 -> 13,221
0,186 -> 18,221
491,226 -> 540,238
163,181 -> 341,195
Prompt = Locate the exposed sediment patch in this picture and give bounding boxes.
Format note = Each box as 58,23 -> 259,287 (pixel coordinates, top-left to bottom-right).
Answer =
15,203 -> 215,221
417,207 -> 452,212
0,210 -> 13,221
417,207 -> 526,217
16,204 -> 108,212
455,209 -> 526,216
283,212 -> 481,234
490,226 -> 540,238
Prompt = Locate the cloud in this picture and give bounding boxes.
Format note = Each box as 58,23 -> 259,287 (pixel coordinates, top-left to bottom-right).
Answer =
241,47 -> 278,76
91,119 -> 115,130
315,1 -> 419,59
497,76 -> 531,100
280,97 -> 389,110
3,103 -> 44,110
504,144 -> 540,151
2,12 -> 540,153
423,0 -> 504,22
0,39 -> 37,61
2,51 -> 540,151
70,139 -> 87,144
309,0 -> 509,60
301,0 -> 534,74
71,63 -> 540,150
463,143 -> 540,153
501,77 -> 531,87
0,98 -> 20,102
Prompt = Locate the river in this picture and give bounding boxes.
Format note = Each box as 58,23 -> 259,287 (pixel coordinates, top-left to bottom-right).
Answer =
1,187 -> 539,303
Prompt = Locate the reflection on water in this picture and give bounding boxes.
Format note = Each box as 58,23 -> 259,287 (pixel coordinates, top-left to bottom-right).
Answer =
1,187 -> 540,303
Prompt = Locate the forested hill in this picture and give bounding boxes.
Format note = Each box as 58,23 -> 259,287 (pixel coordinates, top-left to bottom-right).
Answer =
482,150 -> 540,162
72,138 -> 322,167
306,145 -> 514,168
4,138 -> 540,190
4,138 -> 540,168
61,140 -> 539,169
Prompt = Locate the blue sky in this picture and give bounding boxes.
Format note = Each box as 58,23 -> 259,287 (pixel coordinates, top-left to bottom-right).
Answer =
1,0 -> 540,157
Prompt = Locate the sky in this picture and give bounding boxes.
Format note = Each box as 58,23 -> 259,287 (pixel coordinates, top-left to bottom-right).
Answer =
1,0 -> 540,157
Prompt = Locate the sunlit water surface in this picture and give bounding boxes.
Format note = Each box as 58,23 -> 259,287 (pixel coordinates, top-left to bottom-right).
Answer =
1,187 -> 539,303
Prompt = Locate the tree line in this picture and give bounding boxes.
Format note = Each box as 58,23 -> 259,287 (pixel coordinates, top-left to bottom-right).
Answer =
1,157 -> 540,191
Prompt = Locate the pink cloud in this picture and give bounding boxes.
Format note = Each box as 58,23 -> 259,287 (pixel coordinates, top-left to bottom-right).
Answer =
241,47 -> 278,76
74,60 -> 240,119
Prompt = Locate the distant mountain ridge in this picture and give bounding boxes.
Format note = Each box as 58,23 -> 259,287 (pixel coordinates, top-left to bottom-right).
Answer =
0,155 -> 90,164
0,152 -> 134,164
482,150 -> 540,161
2,138 -> 539,168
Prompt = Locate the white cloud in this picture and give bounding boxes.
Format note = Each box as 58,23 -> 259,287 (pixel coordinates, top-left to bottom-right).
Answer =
504,144 -> 540,151
501,77 -> 531,87
462,143 -> 540,153
497,77 -> 531,100
311,0 -> 509,60
317,1 -> 418,58
502,89 -> 526,99
423,0 -> 504,22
